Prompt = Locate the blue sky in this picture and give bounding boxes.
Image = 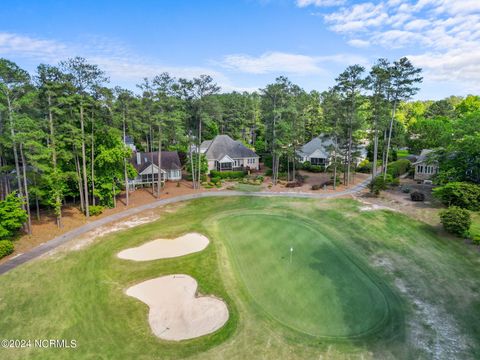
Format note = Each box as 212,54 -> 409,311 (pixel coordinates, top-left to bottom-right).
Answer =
1,0 -> 479,99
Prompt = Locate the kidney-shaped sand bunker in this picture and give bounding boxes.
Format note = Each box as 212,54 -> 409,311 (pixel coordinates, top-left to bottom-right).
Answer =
126,274 -> 229,341
117,233 -> 209,261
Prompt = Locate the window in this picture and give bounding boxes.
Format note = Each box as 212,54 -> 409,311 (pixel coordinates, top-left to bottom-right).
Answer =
311,158 -> 325,166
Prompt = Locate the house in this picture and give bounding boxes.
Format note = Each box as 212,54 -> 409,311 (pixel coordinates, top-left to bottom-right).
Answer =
296,135 -> 334,167
413,149 -> 439,181
297,135 -> 367,167
130,151 -> 182,186
199,135 -> 259,172
124,135 -> 137,152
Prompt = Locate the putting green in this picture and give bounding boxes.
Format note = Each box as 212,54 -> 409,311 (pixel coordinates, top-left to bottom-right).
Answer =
214,212 -> 391,338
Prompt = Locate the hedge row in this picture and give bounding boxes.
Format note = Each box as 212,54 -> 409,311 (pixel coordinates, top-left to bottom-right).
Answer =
210,170 -> 246,179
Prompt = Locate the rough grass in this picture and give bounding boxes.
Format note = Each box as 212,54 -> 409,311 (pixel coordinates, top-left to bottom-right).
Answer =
0,197 -> 479,359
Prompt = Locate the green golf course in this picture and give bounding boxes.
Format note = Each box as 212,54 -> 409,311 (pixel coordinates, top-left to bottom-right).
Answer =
0,197 -> 479,359
213,212 -> 395,339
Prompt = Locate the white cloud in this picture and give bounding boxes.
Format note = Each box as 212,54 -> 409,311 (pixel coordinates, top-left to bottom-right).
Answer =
296,0 -> 345,7
0,31 -> 252,92
319,0 -> 480,92
347,39 -> 371,48
220,51 -> 368,75
0,33 -> 68,61
221,52 -> 324,75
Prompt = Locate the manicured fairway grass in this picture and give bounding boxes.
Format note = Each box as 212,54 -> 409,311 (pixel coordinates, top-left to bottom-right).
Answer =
0,197 -> 479,359
213,213 -> 396,338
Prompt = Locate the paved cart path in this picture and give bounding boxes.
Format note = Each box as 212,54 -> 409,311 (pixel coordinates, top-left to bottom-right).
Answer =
0,179 -> 369,275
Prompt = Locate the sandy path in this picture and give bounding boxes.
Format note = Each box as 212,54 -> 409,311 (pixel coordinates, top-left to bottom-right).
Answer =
126,274 -> 229,341
117,233 -> 209,261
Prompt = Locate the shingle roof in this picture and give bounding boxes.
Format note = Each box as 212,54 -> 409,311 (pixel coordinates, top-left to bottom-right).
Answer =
130,151 -> 182,173
413,149 -> 436,165
200,135 -> 258,160
297,134 -> 334,158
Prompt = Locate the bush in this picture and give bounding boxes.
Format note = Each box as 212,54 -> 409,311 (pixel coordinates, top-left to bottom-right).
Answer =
386,159 -> 411,178
410,191 -> 425,202
256,175 -> 264,182
0,240 -> 14,259
302,162 -> 323,173
210,176 -> 221,184
210,170 -> 246,180
311,184 -> 323,190
390,177 -> 400,186
0,192 -> 28,240
286,181 -> 301,188
369,176 -> 388,195
401,186 -> 411,193
472,234 -> 480,246
439,206 -> 472,237
357,159 -> 371,173
89,205 -> 104,216
433,182 -> 480,211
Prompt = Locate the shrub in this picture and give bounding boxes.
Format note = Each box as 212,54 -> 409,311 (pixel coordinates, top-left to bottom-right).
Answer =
89,205 -> 104,216
439,206 -> 472,237
256,175 -> 264,182
472,234 -> 480,246
390,177 -> 400,186
210,176 -> 221,184
310,165 -> 323,173
0,192 -> 28,240
410,191 -> 425,202
369,176 -> 388,195
433,182 -> 480,211
357,159 -> 371,173
176,182 -> 181,187
401,186 -> 411,193
311,184 -> 322,190
302,161 -> 324,173
210,170 -> 246,179
386,159 -> 411,178
0,240 -> 14,259
286,181 -> 301,188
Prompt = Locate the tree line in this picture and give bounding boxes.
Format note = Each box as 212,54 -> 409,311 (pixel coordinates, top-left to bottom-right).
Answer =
3,54 -> 478,237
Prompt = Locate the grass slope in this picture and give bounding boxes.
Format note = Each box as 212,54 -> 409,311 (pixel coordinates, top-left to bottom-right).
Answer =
0,197 -> 479,359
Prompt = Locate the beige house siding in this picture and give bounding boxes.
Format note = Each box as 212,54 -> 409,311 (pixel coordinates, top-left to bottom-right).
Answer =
414,162 -> 438,181
207,160 -> 216,171
238,157 -> 259,170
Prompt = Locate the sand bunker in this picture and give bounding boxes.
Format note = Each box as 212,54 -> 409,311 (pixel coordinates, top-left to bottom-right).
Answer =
126,274 -> 229,341
117,233 -> 209,261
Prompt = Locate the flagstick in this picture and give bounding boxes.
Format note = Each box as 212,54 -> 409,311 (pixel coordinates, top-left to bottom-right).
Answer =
290,247 -> 293,264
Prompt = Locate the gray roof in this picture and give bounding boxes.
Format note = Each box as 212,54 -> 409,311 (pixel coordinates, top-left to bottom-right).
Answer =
413,149 -> 436,165
200,135 -> 258,160
297,134 -> 334,158
131,151 -> 182,173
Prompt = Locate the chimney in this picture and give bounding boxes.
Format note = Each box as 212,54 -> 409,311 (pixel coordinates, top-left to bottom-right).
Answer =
136,152 -> 141,165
